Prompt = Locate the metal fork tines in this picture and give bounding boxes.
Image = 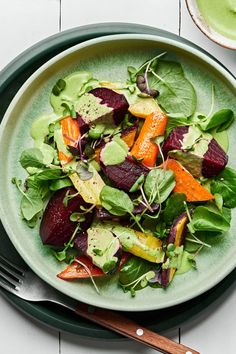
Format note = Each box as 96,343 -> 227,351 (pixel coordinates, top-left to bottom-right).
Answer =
0,254 -> 75,306
0,255 -> 25,293
0,255 -> 200,354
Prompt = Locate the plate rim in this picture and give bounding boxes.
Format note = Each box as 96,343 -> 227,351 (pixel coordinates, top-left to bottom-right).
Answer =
1,32 -> 236,312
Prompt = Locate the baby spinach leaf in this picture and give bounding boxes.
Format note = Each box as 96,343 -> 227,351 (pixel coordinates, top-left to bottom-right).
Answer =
216,114 -> 234,132
189,204 -> 231,233
25,213 -> 41,228
35,168 -> 63,181
211,167 -> 236,208
119,256 -> 155,291
163,193 -> 186,225
26,176 -> 50,200
149,61 -> 197,117
198,109 -> 234,132
20,188 -> 44,221
214,193 -> 223,211
127,66 -> 137,83
144,168 -> 175,204
49,178 -> 72,191
129,174 -> 145,193
100,186 -> 134,216
20,148 -> 45,169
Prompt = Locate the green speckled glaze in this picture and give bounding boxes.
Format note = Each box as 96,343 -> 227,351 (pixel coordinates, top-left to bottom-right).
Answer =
0,34 -> 236,312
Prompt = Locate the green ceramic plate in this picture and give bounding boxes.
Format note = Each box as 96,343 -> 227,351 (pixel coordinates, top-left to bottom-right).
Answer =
0,33 -> 236,312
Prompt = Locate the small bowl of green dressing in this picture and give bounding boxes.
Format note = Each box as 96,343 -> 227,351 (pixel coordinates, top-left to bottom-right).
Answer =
186,0 -> 236,49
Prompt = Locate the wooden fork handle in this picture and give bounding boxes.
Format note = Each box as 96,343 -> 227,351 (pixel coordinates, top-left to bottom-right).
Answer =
75,303 -> 200,354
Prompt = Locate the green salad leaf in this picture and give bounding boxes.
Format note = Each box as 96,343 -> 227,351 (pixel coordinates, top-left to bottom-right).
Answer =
189,204 -> 231,233
197,109 -> 234,132
100,186 -> 134,216
163,193 -> 186,225
20,148 -> 45,169
20,188 -> 44,221
119,256 -> 157,295
49,178 -> 72,191
34,168 -> 62,181
211,167 -> 236,208
149,61 -> 197,117
144,168 -> 175,204
165,115 -> 190,136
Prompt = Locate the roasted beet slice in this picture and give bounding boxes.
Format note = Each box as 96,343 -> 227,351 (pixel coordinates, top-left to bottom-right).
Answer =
74,230 -> 88,254
74,227 -> 122,274
90,87 -> 129,125
162,126 -> 189,158
95,208 -> 126,222
101,155 -> 149,191
166,212 -> 188,245
202,139 -> 228,178
77,114 -> 89,135
39,187 -> 93,247
95,202 -> 159,221
162,126 -> 228,177
161,212 -> 188,288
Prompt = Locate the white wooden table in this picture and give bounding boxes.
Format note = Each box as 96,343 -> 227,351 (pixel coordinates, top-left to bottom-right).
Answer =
0,1 -> 235,353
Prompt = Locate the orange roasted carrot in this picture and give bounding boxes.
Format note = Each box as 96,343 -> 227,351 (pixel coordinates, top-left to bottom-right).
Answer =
57,256 -> 104,280
120,126 -> 137,149
58,116 -> 80,165
130,111 -> 168,167
164,159 -> 214,202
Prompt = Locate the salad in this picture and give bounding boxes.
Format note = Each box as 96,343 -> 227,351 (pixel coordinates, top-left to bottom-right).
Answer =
13,53 -> 236,297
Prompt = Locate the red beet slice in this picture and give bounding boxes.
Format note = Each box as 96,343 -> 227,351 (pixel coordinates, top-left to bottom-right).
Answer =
77,114 -> 89,135
202,139 -> 228,178
101,155 -> 149,191
161,212 -> 188,288
89,87 -> 129,125
74,230 -> 88,254
39,187 -> 93,247
162,126 -> 189,159
162,126 -> 228,177
95,202 -> 159,221
74,227 -> 122,274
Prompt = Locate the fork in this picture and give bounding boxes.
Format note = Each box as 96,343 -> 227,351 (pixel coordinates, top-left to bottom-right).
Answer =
0,255 -> 199,354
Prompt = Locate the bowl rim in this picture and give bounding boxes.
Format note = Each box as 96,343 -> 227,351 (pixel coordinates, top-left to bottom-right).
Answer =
185,0 -> 236,50
0,33 -> 236,311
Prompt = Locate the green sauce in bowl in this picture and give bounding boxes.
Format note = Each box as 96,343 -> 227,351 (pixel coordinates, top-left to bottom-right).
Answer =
196,0 -> 236,40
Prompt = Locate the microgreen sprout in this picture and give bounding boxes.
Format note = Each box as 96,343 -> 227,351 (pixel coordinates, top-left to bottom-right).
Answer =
63,190 -> 80,207
52,223 -> 81,262
135,52 -> 166,76
121,270 -> 155,297
74,258 -> 100,294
